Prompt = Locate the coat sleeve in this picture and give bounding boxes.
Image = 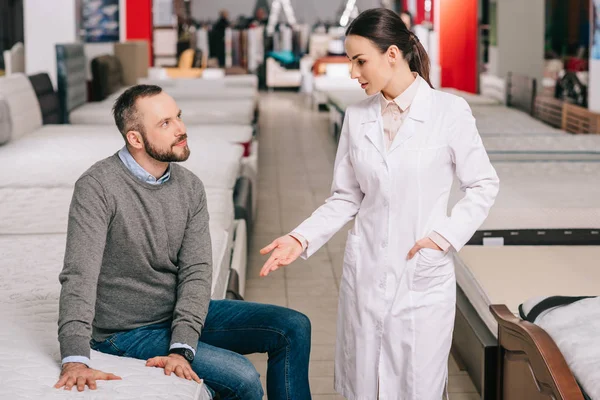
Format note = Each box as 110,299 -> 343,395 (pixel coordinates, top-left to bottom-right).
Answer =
433,97 -> 500,251
292,108 -> 365,258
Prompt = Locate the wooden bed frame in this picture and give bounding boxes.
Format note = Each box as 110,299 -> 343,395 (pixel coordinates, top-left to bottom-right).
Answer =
562,103 -> 600,134
452,290 -> 589,400
490,305 -> 586,400
533,95 -> 564,129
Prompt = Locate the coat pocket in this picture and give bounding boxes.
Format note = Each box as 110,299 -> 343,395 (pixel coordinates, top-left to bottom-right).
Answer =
340,230 -> 360,291
411,248 -> 454,292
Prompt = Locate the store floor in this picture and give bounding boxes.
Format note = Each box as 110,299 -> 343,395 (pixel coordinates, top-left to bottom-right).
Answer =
244,92 -> 479,399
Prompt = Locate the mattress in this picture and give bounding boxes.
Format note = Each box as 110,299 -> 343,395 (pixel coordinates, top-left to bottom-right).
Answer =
326,90 -> 369,112
454,246 -> 600,336
483,134 -> 600,162
105,86 -> 258,103
449,161 -> 600,234
0,233 -> 212,399
70,99 -> 255,126
441,88 -> 503,106
0,187 -> 230,299
0,130 -> 243,190
36,124 -> 253,147
471,105 -> 566,136
314,76 -> 360,93
139,74 -> 259,89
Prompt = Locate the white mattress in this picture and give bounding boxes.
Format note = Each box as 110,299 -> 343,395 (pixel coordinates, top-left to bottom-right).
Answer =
483,134 -> 600,161
0,233 -> 211,399
70,99 -> 255,126
449,161 -> 600,230
326,90 -> 369,111
139,74 -> 258,89
314,76 -> 359,92
0,129 -> 243,190
0,186 -> 233,300
454,246 -> 600,336
471,105 -> 565,136
105,86 -> 258,103
441,88 -> 503,106
38,124 -> 253,146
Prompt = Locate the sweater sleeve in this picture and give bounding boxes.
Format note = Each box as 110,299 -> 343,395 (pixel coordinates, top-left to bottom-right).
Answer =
170,180 -> 213,351
58,175 -> 111,360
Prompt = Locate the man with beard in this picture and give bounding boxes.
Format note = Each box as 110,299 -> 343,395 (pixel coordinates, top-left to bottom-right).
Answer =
54,85 -> 312,400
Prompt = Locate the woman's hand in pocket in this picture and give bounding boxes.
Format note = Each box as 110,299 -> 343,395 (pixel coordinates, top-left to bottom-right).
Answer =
406,237 -> 442,260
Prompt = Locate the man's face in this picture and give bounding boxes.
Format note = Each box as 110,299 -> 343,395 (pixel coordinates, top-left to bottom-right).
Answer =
135,92 -> 190,163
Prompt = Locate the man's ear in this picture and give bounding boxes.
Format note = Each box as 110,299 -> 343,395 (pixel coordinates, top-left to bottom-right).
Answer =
125,130 -> 143,149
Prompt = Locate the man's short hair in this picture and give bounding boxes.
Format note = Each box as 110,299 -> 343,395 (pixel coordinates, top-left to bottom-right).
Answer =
112,84 -> 163,138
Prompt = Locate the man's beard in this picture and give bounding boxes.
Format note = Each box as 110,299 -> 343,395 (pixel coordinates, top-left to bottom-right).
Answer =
141,132 -> 190,162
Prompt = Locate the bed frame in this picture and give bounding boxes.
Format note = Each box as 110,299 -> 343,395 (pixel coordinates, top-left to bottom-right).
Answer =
562,103 -> 600,134
452,291 -> 589,400
533,95 -> 564,129
490,305 -> 586,400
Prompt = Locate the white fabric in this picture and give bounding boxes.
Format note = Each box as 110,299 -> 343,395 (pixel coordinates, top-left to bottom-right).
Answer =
0,233 -> 211,399
450,161 -> 600,230
0,187 -> 230,299
532,297 -> 600,399
326,90 -> 370,111
441,88 -> 503,106
454,246 -> 600,336
70,99 -> 255,126
471,105 -> 565,136
3,42 -> 25,75
0,129 -> 243,190
105,86 -> 258,102
292,78 -> 499,399
0,73 -> 43,140
483,134 -> 600,161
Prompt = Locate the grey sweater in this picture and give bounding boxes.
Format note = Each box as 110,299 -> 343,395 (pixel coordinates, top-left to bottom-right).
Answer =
58,154 -> 212,360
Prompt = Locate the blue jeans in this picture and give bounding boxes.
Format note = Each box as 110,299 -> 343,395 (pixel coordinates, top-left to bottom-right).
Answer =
90,300 -> 312,400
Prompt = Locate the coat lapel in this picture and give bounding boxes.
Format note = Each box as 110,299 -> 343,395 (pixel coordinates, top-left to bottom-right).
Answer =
359,95 -> 386,160
388,76 -> 433,155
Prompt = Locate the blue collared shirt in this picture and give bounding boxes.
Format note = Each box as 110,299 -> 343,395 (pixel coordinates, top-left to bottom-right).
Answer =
118,146 -> 171,185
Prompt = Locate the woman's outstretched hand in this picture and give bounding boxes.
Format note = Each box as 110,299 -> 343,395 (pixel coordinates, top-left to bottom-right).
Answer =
259,235 -> 304,277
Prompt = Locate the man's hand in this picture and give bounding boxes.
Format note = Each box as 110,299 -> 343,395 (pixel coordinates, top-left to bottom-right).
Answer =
146,354 -> 202,383
407,237 -> 443,260
55,362 -> 122,391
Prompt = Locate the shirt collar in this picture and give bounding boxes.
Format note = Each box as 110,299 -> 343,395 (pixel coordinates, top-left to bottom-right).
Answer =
379,72 -> 421,113
118,146 -> 171,185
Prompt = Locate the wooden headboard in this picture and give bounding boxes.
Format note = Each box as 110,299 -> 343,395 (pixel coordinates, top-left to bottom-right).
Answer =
490,305 -> 585,400
533,96 -> 564,129
506,72 -> 537,115
562,103 -> 600,134
56,43 -> 88,123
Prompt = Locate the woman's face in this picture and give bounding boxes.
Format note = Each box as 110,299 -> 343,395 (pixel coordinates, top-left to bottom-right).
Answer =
345,34 -> 396,96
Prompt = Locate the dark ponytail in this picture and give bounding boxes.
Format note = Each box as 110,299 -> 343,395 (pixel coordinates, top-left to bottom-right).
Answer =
345,8 -> 433,88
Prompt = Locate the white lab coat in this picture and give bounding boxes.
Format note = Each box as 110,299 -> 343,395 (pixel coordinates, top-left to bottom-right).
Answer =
293,76 -> 499,400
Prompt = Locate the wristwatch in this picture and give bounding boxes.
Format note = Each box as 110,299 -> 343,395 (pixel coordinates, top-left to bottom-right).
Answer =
169,347 -> 194,363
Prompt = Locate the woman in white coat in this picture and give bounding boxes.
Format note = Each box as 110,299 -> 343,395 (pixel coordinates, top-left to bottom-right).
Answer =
260,8 -> 499,400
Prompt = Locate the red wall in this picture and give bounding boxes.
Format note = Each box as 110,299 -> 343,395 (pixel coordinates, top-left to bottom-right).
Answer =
438,0 -> 478,92
126,0 -> 153,66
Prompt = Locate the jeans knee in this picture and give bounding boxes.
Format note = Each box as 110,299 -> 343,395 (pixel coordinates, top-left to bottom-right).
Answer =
283,310 -> 312,345
234,360 -> 264,400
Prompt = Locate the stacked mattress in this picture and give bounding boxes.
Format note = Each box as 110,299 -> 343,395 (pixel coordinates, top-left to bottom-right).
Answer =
70,98 -> 256,126
0,234 -> 211,399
